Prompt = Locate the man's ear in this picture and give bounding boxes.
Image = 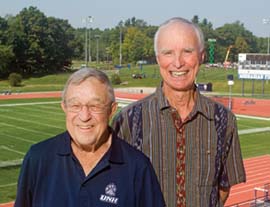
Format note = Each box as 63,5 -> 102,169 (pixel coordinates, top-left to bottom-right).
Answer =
61,101 -> 67,113
109,102 -> 118,120
156,54 -> 160,65
200,50 -> 205,64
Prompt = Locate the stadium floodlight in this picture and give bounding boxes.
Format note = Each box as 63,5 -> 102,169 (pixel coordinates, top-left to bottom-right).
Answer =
262,18 -> 270,54
88,16 -> 93,64
119,20 -> 124,67
82,16 -> 94,67
95,35 -> 101,65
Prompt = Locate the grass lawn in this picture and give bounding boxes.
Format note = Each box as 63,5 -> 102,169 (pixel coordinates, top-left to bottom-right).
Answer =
0,64 -> 269,98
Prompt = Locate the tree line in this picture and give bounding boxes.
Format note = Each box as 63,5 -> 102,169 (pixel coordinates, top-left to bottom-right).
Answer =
0,6 -> 268,77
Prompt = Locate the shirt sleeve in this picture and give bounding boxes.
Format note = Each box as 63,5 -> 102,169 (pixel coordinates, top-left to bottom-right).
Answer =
112,112 -> 127,139
222,115 -> 246,187
14,149 -> 34,207
135,157 -> 166,207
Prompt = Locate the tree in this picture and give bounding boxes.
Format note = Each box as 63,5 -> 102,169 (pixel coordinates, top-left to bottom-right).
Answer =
0,16 -> 8,44
45,17 -> 74,72
5,6 -> 74,75
122,27 -> 152,63
191,15 -> 199,24
124,17 -> 147,28
6,7 -> 48,75
234,36 -> 249,54
0,45 -> 15,77
215,21 -> 257,62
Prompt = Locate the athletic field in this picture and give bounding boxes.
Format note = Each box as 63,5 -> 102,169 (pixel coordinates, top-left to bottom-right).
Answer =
0,93 -> 269,205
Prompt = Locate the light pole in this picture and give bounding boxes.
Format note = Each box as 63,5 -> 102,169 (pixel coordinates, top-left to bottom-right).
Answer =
119,20 -> 123,67
227,75 -> 234,110
83,16 -> 93,67
88,16 -> 93,64
95,35 -> 100,66
262,18 -> 270,54
83,19 -> 88,67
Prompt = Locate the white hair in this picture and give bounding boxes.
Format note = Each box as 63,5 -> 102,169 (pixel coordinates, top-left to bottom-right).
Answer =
154,17 -> 205,56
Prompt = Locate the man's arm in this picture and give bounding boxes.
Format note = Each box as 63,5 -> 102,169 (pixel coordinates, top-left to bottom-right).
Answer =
219,187 -> 230,204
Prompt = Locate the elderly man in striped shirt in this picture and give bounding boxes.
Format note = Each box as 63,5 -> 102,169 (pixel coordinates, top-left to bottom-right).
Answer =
112,17 -> 246,207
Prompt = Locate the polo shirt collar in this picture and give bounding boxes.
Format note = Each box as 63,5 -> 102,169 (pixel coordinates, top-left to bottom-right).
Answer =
57,131 -> 72,155
56,130 -> 124,164
106,130 -> 124,164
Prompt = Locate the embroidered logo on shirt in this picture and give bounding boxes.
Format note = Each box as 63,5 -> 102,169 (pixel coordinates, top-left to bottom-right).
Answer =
100,183 -> 119,204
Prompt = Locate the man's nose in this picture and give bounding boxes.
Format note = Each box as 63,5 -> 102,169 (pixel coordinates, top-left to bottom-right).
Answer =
78,105 -> 92,121
173,54 -> 184,68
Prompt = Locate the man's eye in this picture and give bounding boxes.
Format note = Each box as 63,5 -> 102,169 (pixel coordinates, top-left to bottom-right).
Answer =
90,105 -> 103,112
184,49 -> 193,53
164,51 -> 173,56
71,104 -> 81,109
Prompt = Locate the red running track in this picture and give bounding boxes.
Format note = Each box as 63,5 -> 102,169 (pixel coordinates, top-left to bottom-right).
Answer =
225,155 -> 270,206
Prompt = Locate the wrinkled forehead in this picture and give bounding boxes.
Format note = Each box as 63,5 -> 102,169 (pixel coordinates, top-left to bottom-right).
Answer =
157,23 -> 199,51
159,22 -> 197,40
65,78 -> 109,101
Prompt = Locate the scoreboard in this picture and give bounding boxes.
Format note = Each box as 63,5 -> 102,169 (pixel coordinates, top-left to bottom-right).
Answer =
238,53 -> 270,80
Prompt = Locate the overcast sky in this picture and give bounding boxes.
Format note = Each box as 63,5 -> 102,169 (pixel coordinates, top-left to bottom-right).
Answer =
1,0 -> 270,37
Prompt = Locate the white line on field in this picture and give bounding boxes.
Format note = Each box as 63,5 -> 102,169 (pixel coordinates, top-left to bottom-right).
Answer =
0,133 -> 36,144
238,127 -> 270,135
0,145 -> 25,155
0,101 -> 60,107
0,123 -> 54,137
0,113 -> 63,130
0,183 -> 17,188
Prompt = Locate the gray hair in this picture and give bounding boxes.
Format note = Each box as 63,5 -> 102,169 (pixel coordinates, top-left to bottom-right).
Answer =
154,17 -> 205,55
62,68 -> 115,103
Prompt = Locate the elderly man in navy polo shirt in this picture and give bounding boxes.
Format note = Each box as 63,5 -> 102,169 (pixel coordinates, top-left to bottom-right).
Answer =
14,68 -> 165,207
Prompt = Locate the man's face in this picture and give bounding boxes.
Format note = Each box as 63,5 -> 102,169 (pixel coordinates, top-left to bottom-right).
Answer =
61,77 -> 117,150
156,23 -> 204,91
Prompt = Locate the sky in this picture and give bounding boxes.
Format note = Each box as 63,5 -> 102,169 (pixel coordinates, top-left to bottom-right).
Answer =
1,0 -> 270,38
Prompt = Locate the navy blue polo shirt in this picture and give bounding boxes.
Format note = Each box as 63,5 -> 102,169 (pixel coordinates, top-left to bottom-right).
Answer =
14,131 -> 165,207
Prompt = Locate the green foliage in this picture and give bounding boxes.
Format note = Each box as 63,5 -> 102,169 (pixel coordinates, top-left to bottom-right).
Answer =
3,6 -> 74,76
0,45 -> 15,77
110,73 -> 122,85
8,72 -> 22,86
0,8 -> 269,77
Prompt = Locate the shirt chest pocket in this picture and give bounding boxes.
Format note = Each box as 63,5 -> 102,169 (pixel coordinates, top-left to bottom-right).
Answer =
198,142 -> 217,187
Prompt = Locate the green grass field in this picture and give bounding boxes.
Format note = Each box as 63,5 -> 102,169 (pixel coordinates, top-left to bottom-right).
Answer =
0,97 -> 269,203
1,65 -> 270,98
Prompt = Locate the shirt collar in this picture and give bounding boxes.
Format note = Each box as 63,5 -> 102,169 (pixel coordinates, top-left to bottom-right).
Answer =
155,82 -> 171,110
56,131 -> 72,155
56,130 -> 124,164
105,130 -> 124,164
155,82 -> 213,120
189,87 -> 213,121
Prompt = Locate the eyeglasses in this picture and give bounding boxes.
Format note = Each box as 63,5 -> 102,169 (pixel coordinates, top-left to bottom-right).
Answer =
65,102 -> 110,114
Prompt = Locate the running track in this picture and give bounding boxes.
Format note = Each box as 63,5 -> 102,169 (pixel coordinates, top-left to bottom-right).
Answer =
225,155 -> 270,206
0,91 -> 269,206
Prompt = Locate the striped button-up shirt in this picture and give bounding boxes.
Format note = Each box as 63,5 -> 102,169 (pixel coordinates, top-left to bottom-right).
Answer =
112,83 -> 246,207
